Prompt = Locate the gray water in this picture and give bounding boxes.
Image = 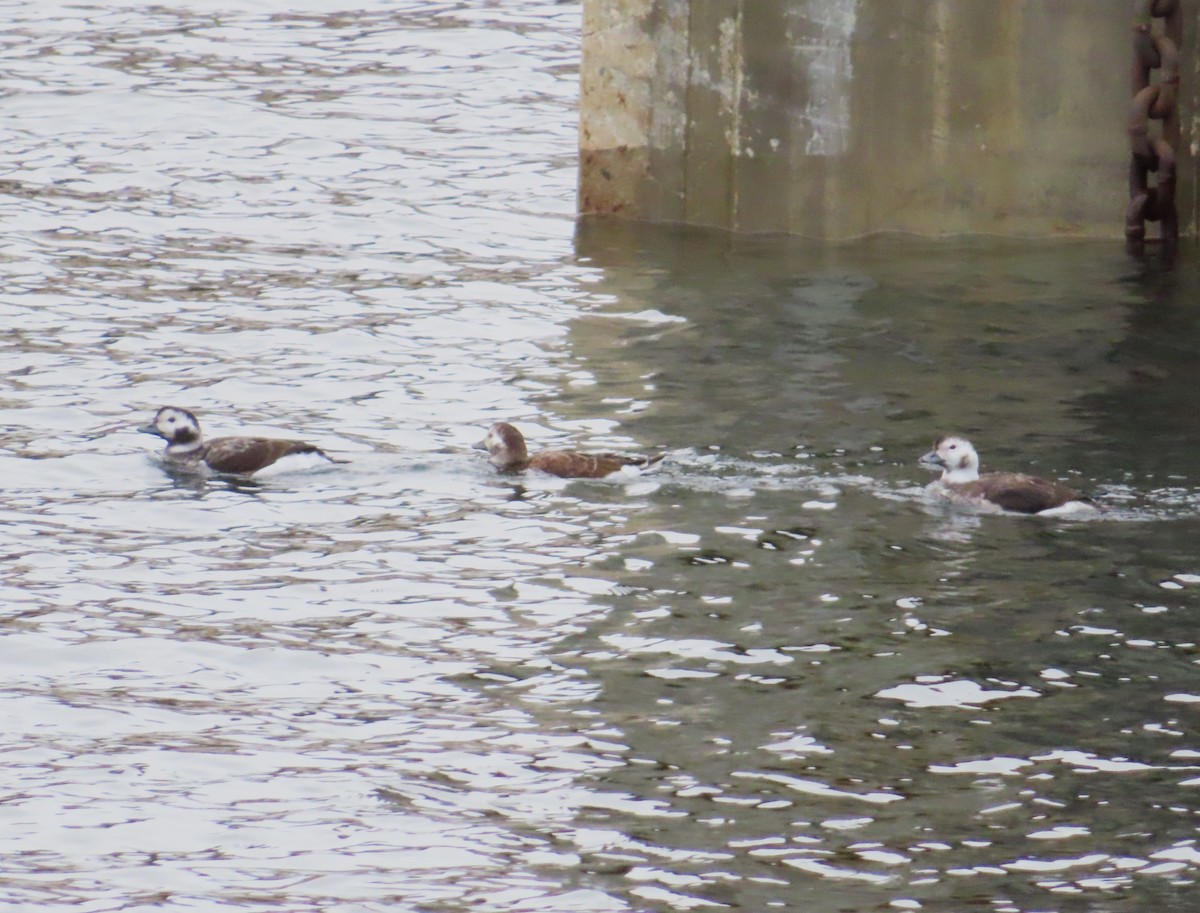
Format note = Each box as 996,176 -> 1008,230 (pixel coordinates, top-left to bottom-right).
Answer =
2,3 -> 1199,912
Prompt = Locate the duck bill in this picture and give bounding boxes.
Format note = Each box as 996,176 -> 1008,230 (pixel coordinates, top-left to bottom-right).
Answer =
473,438 -> 488,451
918,450 -> 946,472
138,423 -> 161,437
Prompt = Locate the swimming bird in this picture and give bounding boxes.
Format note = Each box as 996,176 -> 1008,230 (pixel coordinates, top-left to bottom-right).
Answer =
476,421 -> 663,479
918,435 -> 1096,515
139,406 -> 346,476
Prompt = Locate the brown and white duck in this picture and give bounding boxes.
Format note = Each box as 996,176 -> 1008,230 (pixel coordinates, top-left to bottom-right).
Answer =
139,406 -> 346,476
918,435 -> 1097,515
476,421 -> 663,479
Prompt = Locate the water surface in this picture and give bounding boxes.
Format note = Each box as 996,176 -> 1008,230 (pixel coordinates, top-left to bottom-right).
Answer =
2,3 -> 1199,912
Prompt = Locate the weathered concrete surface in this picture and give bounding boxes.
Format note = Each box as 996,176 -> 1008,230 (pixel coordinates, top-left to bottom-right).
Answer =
579,1 -> 1196,239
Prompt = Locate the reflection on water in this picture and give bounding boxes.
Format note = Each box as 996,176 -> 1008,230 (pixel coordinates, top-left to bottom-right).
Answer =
3,2 -> 1200,913
564,223 -> 1200,912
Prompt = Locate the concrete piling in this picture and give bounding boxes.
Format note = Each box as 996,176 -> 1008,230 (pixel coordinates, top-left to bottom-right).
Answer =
579,1 -> 1195,239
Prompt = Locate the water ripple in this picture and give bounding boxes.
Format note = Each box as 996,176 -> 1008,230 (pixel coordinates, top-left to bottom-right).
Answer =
6,2 -> 1200,912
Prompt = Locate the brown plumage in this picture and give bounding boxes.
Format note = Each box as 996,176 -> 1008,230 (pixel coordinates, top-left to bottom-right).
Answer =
476,421 -> 663,479
918,434 -> 1096,515
139,406 -> 346,476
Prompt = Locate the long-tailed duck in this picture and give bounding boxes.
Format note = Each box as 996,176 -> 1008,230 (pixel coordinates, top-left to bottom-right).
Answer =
918,435 -> 1097,515
139,406 -> 346,476
476,421 -> 663,479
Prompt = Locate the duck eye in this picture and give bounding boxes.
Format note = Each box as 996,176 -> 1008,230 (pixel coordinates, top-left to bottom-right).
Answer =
947,443 -> 957,450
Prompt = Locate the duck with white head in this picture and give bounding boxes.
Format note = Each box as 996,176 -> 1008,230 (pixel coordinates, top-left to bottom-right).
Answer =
140,406 -> 346,476
919,435 -> 1098,516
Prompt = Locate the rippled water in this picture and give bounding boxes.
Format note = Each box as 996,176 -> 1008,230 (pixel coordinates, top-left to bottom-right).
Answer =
3,3 -> 1200,912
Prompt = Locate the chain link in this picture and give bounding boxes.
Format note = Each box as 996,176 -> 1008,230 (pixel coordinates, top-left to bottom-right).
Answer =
1127,0 -> 1182,245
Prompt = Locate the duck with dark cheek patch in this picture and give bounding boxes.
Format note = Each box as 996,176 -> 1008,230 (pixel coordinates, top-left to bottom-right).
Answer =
139,406 -> 347,476
476,421 -> 663,479
919,434 -> 1098,515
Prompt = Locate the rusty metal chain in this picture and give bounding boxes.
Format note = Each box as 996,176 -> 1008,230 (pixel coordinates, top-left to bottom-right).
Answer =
1127,0 -> 1181,245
